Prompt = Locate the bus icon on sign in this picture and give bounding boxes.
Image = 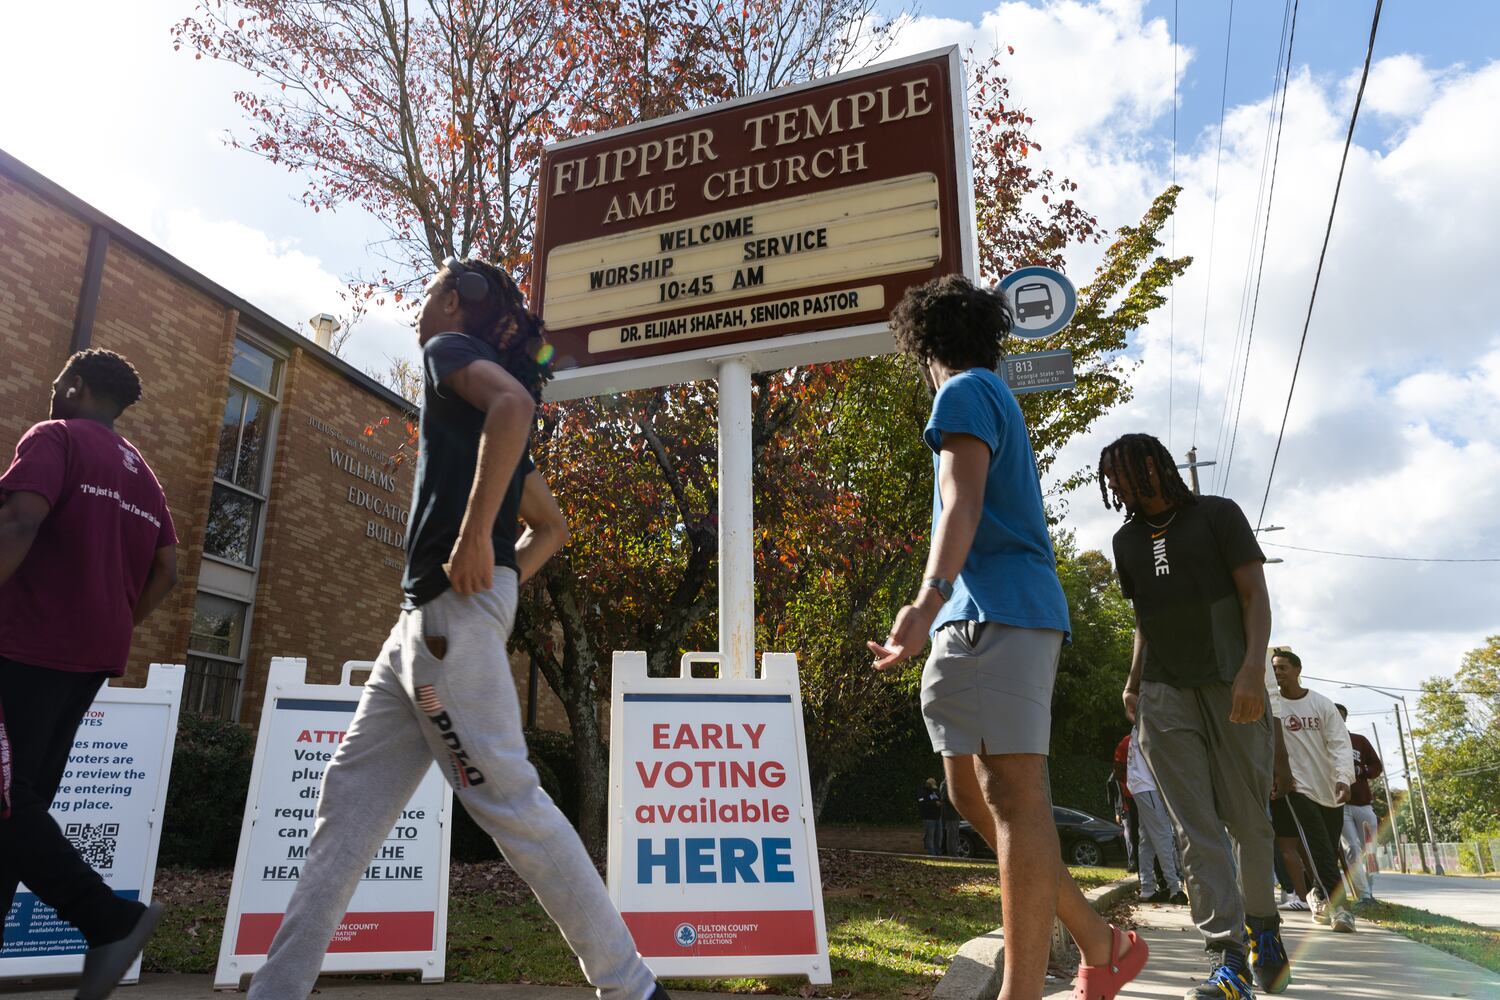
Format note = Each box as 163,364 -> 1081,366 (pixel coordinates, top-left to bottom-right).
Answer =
1014,283 -> 1054,322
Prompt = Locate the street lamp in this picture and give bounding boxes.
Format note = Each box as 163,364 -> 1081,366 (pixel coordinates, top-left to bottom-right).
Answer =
1340,680 -> 1444,875
1265,557 -> 1285,564
1255,525 -> 1285,533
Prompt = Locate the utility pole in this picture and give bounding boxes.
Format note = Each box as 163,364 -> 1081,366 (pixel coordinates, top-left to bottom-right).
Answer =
1178,447 -> 1217,496
1399,695 -> 1445,875
1370,725 -> 1406,873
1392,708 -> 1429,873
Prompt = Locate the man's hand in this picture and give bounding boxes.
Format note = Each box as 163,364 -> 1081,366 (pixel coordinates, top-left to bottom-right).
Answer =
868,601 -> 938,671
1123,688 -> 1139,724
1335,782 -> 1350,805
444,531 -> 495,595
1229,664 -> 1266,724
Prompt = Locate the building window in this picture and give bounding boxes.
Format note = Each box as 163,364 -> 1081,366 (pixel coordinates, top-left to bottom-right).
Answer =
184,593 -> 249,719
204,339 -> 280,568
188,334 -> 284,720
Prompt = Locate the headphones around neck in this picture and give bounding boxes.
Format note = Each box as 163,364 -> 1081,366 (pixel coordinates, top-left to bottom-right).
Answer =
444,257 -> 494,303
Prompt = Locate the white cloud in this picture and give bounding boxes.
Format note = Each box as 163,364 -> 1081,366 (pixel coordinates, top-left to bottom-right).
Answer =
887,3 -> 1500,718
1362,54 -> 1437,118
149,209 -> 418,376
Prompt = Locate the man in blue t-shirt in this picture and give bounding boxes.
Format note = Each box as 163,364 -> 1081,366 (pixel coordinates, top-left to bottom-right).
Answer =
870,275 -> 1146,1000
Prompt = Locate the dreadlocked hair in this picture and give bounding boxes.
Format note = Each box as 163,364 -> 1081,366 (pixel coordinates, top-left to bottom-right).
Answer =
1097,432 -> 1197,519
438,257 -> 554,404
889,273 -> 1012,371
66,349 -> 142,413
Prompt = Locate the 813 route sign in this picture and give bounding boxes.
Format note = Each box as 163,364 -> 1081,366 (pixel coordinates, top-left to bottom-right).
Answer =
1002,349 -> 1074,395
534,48 -> 976,400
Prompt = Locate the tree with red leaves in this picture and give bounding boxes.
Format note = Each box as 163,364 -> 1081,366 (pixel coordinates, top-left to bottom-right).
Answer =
179,5 -> 1187,846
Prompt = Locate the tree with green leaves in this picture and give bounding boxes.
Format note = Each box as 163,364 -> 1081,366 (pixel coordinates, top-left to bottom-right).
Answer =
1415,636 -> 1500,841
184,4 -> 1190,845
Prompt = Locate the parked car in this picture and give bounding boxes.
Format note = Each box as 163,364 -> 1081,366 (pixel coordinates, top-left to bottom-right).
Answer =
954,806 -> 1126,867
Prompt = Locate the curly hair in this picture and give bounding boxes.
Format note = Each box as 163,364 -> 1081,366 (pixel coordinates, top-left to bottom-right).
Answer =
1098,432 -> 1197,520
889,273 -> 1013,371
65,349 -> 142,413
437,258 -> 554,403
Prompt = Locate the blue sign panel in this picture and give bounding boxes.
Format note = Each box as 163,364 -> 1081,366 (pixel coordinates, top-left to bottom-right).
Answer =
1002,349 -> 1075,395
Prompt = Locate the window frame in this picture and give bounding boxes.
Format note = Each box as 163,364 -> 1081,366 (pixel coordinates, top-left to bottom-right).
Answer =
203,332 -> 284,571
184,587 -> 254,722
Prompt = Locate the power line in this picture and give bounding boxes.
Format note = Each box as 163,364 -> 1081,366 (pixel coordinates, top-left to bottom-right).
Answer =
1263,542 -> 1500,563
1304,674 -> 1499,696
1190,0 -> 1236,449
1210,0 -> 1295,493
1168,0 -> 1179,452
1221,0 -> 1299,494
1255,0 -> 1385,530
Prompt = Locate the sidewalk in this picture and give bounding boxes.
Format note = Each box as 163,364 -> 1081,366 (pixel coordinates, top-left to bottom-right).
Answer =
0,980 -> 738,999
1045,903 -> 1500,999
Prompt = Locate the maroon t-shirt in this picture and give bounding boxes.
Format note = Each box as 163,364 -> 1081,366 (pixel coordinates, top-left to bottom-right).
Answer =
0,420 -> 176,675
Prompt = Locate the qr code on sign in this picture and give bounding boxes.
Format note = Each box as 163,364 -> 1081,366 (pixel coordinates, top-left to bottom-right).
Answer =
66,822 -> 120,870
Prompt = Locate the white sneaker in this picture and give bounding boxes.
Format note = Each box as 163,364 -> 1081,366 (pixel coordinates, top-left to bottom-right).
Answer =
1280,895 -> 1310,912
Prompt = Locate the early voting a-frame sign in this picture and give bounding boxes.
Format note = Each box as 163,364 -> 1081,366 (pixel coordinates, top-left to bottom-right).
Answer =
214,658 -> 453,989
0,664 -> 184,986
533,47 -> 975,984
609,652 -> 828,981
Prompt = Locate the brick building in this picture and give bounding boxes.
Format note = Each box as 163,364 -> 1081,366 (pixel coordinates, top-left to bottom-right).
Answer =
0,149 -> 566,729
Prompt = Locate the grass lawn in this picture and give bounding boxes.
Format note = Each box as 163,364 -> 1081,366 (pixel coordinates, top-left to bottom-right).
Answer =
1354,899 -> 1500,976
144,854 -> 1126,997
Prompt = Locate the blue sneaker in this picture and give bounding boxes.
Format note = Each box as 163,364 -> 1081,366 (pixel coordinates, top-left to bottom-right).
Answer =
1186,964 -> 1255,999
1248,926 -> 1292,994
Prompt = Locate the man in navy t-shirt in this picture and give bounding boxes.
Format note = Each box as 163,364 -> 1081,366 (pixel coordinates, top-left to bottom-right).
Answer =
249,259 -> 668,1000
0,349 -> 177,999
870,275 -> 1146,1000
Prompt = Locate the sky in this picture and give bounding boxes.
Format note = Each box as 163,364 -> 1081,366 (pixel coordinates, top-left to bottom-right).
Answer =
2,0 -> 1496,777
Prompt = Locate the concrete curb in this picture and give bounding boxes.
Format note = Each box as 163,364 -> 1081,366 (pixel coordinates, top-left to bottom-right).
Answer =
932,877 -> 1138,1000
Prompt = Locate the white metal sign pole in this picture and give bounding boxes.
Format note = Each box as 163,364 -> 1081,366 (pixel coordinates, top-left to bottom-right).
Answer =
717,357 -> 756,679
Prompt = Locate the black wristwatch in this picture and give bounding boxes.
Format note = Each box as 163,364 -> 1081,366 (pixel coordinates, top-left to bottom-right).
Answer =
922,576 -> 955,602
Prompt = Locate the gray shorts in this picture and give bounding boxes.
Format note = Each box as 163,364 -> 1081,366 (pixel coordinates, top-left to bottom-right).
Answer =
920,622 -> 1064,756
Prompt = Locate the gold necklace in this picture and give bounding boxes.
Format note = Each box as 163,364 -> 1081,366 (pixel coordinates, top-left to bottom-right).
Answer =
1145,510 -> 1178,531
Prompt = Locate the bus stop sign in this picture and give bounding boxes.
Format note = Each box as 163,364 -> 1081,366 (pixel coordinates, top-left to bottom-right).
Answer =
999,266 -> 1076,340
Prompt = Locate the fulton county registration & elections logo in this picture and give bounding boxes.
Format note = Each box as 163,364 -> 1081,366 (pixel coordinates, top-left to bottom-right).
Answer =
674,923 -> 698,948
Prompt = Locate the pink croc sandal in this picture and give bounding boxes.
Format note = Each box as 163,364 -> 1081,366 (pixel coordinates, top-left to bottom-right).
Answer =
1072,924 -> 1148,1000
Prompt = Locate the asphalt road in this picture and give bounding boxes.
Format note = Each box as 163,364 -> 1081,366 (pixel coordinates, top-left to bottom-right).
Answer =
1374,871 -> 1500,929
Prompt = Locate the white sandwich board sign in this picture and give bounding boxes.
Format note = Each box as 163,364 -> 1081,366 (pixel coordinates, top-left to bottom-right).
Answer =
608,651 -> 830,983
214,657 -> 452,988
0,663 -> 185,986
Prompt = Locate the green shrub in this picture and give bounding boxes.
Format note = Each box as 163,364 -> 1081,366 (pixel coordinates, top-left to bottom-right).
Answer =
159,714 -> 254,868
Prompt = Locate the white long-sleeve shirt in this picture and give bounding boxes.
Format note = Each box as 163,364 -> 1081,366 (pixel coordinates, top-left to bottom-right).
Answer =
1271,686 -> 1354,808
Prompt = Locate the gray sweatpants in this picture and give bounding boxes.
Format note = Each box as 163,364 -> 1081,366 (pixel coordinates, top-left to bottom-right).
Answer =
248,574 -> 655,1000
1134,789 -> 1182,896
1138,680 -> 1277,957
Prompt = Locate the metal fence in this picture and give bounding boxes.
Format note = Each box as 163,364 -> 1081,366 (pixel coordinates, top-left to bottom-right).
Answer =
1431,841 -> 1493,874
1382,841 -> 1497,874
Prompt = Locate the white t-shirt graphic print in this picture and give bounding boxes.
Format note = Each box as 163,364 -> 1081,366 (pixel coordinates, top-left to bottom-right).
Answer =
1270,687 -> 1353,808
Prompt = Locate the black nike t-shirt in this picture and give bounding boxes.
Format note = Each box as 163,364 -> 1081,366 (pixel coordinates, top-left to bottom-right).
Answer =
402,332 -> 533,607
1111,495 -> 1264,688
